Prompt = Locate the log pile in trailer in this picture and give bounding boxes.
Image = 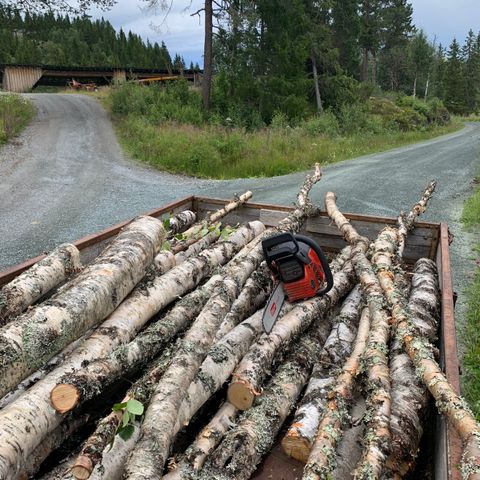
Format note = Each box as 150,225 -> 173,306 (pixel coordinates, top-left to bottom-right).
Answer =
0,167 -> 476,480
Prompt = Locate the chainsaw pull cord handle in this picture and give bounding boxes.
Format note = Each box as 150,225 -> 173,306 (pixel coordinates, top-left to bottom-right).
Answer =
294,235 -> 334,296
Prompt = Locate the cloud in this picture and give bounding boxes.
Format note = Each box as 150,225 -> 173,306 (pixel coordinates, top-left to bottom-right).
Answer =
90,0 -> 205,63
91,0 -> 480,64
410,0 -> 480,47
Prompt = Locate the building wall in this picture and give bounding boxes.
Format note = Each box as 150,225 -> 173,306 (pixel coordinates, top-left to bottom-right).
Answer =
3,66 -> 43,92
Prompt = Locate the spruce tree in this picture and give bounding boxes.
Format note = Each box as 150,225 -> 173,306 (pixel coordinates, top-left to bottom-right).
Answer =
331,0 -> 360,78
462,30 -> 480,113
444,38 -> 467,114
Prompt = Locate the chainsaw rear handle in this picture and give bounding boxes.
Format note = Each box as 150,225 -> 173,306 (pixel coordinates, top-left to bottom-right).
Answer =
293,234 -> 334,296
262,233 -> 300,268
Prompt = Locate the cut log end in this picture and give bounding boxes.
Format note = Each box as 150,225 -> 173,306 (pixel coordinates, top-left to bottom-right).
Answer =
227,382 -> 256,411
50,384 -> 80,413
70,456 -> 94,480
281,435 -> 311,463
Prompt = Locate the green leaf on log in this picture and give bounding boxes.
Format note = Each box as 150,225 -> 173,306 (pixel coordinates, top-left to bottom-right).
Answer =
118,424 -> 135,441
127,398 -> 144,415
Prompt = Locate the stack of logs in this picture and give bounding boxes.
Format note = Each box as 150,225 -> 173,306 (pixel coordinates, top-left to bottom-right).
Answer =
0,166 -> 478,480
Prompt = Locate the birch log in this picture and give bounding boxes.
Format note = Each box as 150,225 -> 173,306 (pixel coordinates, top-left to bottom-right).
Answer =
227,264 -> 356,411
282,286 -> 363,462
0,216 -> 165,399
397,181 -> 436,260
386,259 -> 440,477
0,329 -> 91,410
16,415 -> 88,480
123,165 -> 323,480
210,292 -> 352,480
302,308 -> 370,480
180,191 -> 252,240
51,274 -> 225,413
154,226 -> 221,273
0,225 -> 260,480
373,247 -> 480,477
70,344 -> 177,480
0,243 -> 81,326
165,402 -> 239,479
215,261 -> 272,340
123,237 -> 266,480
166,211 -> 196,235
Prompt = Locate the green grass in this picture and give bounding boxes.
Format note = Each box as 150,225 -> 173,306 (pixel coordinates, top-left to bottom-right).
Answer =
0,94 -> 34,144
114,116 -> 462,179
462,178 -> 480,420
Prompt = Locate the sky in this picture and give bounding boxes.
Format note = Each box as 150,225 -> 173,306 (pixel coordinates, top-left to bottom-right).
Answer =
90,0 -> 480,65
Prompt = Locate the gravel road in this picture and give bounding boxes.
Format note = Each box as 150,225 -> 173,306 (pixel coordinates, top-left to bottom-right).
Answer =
0,93 -> 478,334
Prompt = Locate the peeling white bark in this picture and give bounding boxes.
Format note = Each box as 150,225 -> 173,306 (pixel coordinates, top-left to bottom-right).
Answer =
0,243 -> 81,326
0,216 -> 165,400
0,224 -> 263,480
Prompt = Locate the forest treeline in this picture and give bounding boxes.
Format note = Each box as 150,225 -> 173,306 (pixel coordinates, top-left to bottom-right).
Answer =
0,7 -> 200,71
210,0 -> 480,121
1,1 -> 480,120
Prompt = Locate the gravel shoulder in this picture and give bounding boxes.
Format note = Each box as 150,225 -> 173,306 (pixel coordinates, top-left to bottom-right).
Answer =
0,93 -> 478,344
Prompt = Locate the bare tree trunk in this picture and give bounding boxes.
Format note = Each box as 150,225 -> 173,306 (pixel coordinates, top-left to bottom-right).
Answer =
0,216 -> 165,400
413,73 -> 417,98
424,73 -> 430,101
312,55 -> 323,114
362,49 -> 369,83
371,52 -> 377,85
202,0 -> 213,109
0,243 -> 81,326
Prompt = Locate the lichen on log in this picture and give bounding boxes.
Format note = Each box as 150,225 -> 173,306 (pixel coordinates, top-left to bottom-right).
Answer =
282,285 -> 363,463
0,215 -> 165,400
227,262 -> 356,411
302,307 -> 370,479
0,243 -> 81,326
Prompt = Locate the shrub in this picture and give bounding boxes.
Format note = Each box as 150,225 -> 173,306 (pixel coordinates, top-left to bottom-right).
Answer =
301,111 -> 340,136
110,81 -> 204,126
0,94 -> 34,143
337,103 -> 386,134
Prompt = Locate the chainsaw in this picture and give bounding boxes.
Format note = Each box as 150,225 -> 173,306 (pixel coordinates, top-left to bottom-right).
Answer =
261,233 -> 334,334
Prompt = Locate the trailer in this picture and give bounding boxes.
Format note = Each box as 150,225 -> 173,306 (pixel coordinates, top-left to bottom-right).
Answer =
0,195 -> 462,480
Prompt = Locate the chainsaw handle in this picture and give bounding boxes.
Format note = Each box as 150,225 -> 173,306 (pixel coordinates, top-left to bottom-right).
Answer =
294,235 -> 334,296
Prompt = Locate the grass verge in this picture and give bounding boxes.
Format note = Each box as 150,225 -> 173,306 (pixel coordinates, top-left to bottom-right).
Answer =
462,178 -> 480,420
0,94 -> 34,145
113,116 -> 462,179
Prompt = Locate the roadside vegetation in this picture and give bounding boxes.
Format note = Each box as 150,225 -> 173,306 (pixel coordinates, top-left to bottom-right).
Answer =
0,94 -> 34,145
108,81 -> 458,179
462,178 -> 480,419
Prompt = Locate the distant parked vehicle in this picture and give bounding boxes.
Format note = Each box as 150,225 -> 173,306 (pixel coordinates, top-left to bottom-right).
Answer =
68,79 -> 97,91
